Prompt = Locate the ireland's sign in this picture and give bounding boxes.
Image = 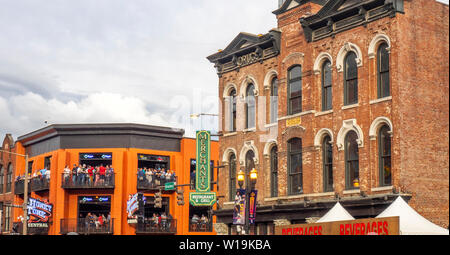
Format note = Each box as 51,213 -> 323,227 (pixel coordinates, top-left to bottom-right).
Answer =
190,130 -> 216,206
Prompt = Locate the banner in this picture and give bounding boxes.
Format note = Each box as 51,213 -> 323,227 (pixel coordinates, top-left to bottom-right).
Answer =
233,189 -> 246,225
248,190 -> 257,224
27,197 -> 53,227
275,216 -> 400,235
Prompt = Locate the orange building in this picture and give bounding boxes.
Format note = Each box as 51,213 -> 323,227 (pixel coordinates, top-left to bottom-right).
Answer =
11,123 -> 219,235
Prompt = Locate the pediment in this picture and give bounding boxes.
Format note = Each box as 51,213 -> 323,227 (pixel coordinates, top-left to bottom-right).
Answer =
273,0 -> 328,15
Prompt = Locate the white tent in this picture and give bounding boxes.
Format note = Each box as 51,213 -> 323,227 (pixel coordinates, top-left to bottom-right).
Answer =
376,196 -> 449,235
316,202 -> 355,223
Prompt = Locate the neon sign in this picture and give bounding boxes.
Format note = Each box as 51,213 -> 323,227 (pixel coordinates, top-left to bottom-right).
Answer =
27,198 -> 53,226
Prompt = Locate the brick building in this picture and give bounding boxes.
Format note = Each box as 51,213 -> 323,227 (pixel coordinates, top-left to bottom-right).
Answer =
0,134 -> 16,234
207,0 -> 449,234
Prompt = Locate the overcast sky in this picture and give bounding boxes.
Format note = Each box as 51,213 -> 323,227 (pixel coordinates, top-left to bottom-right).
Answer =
0,0 -> 448,140
0,0 -> 278,139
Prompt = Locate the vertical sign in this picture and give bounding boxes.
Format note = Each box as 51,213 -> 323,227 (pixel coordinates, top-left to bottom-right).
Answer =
196,130 -> 211,192
248,190 -> 258,224
190,130 -> 216,207
233,189 -> 246,225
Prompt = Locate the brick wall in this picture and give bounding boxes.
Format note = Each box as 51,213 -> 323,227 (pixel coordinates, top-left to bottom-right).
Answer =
215,0 -> 448,228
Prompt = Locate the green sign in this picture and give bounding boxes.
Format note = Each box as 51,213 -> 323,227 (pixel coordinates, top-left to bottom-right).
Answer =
195,130 -> 211,192
164,182 -> 175,191
189,192 -> 216,206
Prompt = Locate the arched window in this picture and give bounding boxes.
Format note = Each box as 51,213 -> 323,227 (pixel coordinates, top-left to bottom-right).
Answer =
345,131 -> 359,190
270,146 -> 278,197
246,84 -> 256,129
228,153 -> 237,201
288,138 -> 302,194
377,43 -> 390,98
245,150 -> 256,188
288,65 -> 302,115
0,164 -> 4,193
270,77 -> 278,123
322,135 -> 333,192
379,125 -> 392,186
228,88 -> 237,132
6,163 -> 13,193
322,60 -> 332,111
344,52 -> 358,105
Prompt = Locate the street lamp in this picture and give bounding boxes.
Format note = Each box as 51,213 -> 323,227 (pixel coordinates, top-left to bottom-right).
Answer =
190,113 -> 220,136
0,149 -> 29,235
237,167 -> 258,235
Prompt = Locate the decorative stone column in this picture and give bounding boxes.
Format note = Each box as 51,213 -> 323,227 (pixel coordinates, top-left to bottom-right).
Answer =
213,223 -> 229,235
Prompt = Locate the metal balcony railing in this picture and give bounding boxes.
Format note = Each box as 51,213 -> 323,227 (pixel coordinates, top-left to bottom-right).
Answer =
135,219 -> 177,234
137,174 -> 177,191
189,220 -> 213,232
61,173 -> 115,189
30,177 -> 50,192
14,179 -> 27,195
60,218 -> 114,235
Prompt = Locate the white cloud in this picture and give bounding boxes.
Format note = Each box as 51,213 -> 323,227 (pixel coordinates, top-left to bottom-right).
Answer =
0,0 -> 276,138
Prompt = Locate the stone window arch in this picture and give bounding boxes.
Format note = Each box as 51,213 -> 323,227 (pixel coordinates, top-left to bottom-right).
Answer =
313,52 -> 333,75
336,119 -> 364,151
314,128 -> 334,150
223,83 -> 238,132
369,117 -> 393,140
336,42 -> 363,73
368,33 -> 391,59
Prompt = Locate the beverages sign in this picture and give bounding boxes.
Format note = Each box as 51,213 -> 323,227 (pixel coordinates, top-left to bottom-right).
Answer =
275,216 -> 400,235
190,130 -> 216,206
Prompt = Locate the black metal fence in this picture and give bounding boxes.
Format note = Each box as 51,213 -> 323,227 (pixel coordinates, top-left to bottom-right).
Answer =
60,218 -> 114,235
61,173 -> 115,189
137,174 -> 176,190
189,221 -> 213,232
30,177 -> 50,192
135,219 -> 177,234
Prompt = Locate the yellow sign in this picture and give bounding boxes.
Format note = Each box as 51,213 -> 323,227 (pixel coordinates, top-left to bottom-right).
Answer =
286,116 -> 301,127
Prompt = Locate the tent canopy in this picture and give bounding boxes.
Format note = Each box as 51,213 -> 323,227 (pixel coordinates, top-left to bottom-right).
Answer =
376,196 -> 449,235
316,202 -> 355,223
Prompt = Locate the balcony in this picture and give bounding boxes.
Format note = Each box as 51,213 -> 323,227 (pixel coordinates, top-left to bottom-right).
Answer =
30,177 -> 50,192
137,174 -> 177,191
60,218 -> 114,235
14,179 -> 28,195
135,219 -> 177,234
61,173 -> 115,189
14,177 -> 50,194
189,221 -> 213,232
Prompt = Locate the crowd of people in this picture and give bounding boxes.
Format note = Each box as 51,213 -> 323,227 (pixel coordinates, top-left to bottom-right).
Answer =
190,214 -> 211,231
137,167 -> 176,187
143,212 -> 174,231
63,164 -> 114,187
80,212 -> 112,232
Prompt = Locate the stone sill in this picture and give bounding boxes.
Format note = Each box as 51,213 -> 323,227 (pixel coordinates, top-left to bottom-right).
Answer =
341,103 -> 359,110
223,132 -> 237,137
343,189 -> 360,194
264,192 -> 335,202
369,96 -> 392,105
371,185 -> 393,192
278,110 -> 316,121
315,109 -> 333,117
264,123 -> 278,129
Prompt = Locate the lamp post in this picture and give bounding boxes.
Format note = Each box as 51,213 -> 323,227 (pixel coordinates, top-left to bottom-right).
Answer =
0,149 -> 29,235
237,168 -> 257,235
